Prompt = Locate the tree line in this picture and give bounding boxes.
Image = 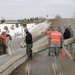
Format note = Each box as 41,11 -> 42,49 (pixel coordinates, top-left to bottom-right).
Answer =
0,17 -> 46,24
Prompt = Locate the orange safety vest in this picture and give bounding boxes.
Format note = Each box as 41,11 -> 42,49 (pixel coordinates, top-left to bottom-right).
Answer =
51,31 -> 62,44
47,30 -> 52,38
0,34 -> 6,44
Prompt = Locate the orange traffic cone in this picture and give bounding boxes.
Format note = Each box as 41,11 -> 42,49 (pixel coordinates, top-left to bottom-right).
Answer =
62,49 -> 66,57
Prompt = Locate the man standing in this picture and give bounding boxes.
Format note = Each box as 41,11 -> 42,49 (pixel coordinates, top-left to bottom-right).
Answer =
63,26 -> 71,51
47,26 -> 53,55
50,28 -> 62,58
63,26 -> 71,40
0,31 -> 8,54
24,29 -> 33,60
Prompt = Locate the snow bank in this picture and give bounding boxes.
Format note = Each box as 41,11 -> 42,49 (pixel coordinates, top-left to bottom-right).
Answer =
0,21 -> 51,41
30,21 -> 51,42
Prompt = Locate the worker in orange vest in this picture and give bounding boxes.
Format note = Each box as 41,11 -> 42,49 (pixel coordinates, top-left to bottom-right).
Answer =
49,28 -> 62,57
0,31 -> 7,54
1,32 -> 7,44
47,26 -> 53,55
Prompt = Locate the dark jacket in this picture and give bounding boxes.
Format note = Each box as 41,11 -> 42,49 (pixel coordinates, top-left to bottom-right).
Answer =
6,34 -> 12,40
25,31 -> 33,44
63,28 -> 71,40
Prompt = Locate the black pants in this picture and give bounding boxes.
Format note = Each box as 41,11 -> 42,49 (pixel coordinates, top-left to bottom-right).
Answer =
26,43 -> 33,59
27,49 -> 32,59
0,43 -> 7,54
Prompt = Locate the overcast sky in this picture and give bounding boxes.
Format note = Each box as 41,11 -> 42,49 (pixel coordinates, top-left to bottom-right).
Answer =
0,0 -> 75,19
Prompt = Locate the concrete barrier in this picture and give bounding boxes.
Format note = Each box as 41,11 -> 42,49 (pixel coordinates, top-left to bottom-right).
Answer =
0,49 -> 28,75
63,38 -> 75,60
63,38 -> 75,46
32,42 -> 49,54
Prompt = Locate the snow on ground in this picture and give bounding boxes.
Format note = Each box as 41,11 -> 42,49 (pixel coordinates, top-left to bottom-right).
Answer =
0,21 -> 51,40
0,23 -> 35,38
30,21 -> 51,42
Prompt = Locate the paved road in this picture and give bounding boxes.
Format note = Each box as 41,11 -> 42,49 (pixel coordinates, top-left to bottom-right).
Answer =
10,49 -> 75,75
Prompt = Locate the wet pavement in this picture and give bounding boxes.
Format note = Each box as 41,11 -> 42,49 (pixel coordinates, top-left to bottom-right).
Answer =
10,49 -> 75,75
